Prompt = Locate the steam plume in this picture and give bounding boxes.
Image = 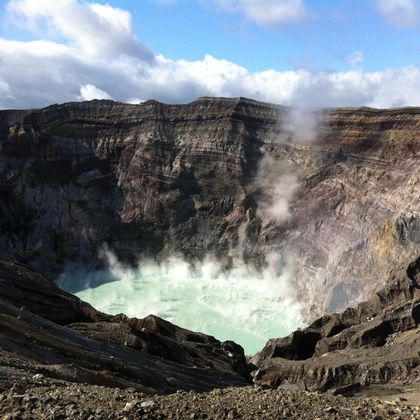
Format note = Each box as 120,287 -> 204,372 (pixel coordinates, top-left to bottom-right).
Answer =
58,106 -> 323,355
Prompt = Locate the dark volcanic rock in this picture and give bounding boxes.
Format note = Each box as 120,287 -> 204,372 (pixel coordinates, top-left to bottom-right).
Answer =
0,97 -> 418,317
0,260 -> 249,394
0,258 -> 419,416
251,256 -> 420,393
0,260 -> 106,325
407,256 -> 420,287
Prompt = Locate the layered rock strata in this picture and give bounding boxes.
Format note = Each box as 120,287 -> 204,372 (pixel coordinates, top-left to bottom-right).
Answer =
0,97 -> 419,317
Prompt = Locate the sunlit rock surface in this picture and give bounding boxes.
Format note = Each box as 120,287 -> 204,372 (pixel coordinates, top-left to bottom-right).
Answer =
251,256 -> 420,394
0,97 -> 419,318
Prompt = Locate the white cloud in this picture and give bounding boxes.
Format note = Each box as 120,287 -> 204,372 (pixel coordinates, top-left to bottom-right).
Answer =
127,98 -> 146,104
6,0 -> 155,61
376,0 -> 419,27
1,0 -> 420,110
348,51 -> 364,67
79,84 -> 112,101
214,0 -> 311,25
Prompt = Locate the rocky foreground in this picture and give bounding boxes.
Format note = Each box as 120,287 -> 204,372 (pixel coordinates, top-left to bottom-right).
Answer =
0,256 -> 419,418
2,383 -> 420,419
251,256 -> 420,394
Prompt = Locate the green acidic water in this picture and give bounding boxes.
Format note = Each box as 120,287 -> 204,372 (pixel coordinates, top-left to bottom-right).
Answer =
60,258 -> 305,355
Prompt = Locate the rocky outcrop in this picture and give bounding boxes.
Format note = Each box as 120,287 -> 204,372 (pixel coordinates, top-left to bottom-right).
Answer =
0,260 -> 249,394
251,256 -> 420,394
0,256 -> 419,403
0,260 -> 106,325
0,97 -> 419,318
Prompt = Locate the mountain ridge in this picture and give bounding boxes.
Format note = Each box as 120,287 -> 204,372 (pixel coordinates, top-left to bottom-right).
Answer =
0,96 -> 418,319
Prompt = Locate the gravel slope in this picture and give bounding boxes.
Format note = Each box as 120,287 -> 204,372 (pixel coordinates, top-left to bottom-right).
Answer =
1,381 -> 419,419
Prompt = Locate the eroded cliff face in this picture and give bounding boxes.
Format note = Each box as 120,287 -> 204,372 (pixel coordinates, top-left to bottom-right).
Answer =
0,97 -> 418,318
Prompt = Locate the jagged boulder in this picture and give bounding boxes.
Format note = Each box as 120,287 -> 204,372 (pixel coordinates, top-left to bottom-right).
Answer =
251,257 -> 420,394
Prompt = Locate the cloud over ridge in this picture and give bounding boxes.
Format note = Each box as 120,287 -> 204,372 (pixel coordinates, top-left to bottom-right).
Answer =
1,0 -> 420,109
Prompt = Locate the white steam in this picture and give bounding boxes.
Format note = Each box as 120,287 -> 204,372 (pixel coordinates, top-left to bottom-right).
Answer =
59,251 -> 305,355
283,107 -> 320,144
255,156 -> 299,223
255,107 -> 321,224
57,107 -> 322,355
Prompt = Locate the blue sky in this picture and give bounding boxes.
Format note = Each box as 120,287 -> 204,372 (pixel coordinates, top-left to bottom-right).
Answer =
1,0 -> 420,108
129,0 -> 420,72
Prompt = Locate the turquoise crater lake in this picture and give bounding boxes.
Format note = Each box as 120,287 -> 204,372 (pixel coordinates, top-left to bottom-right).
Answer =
59,258 -> 305,355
